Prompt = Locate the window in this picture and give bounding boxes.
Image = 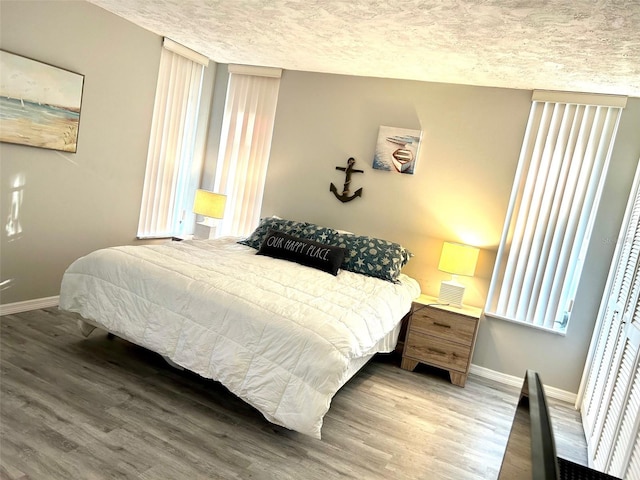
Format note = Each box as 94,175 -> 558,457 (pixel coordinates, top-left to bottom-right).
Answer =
485,90 -> 627,333
137,38 -> 208,239
213,65 -> 281,237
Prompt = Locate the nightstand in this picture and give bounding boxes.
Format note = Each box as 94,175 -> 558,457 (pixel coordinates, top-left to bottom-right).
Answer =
401,294 -> 482,387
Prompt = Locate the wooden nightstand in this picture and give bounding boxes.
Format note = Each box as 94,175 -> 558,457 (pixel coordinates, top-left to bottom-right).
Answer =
401,294 -> 482,387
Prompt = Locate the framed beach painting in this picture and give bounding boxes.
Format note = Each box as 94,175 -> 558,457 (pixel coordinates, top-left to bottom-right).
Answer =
0,50 -> 84,153
372,125 -> 422,175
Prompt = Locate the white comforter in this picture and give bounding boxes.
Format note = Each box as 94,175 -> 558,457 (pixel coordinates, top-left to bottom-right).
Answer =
59,237 -> 420,438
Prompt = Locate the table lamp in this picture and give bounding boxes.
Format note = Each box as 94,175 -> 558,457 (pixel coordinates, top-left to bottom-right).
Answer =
193,189 -> 226,239
437,241 -> 479,307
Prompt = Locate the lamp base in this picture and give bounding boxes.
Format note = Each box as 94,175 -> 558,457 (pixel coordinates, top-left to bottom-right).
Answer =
193,222 -> 217,240
438,280 -> 465,307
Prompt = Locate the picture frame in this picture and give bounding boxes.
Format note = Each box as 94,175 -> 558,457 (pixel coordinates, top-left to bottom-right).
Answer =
372,125 -> 422,175
0,50 -> 84,153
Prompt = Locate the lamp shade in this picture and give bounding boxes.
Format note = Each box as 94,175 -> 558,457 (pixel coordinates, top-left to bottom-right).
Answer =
438,242 -> 479,277
193,189 -> 226,219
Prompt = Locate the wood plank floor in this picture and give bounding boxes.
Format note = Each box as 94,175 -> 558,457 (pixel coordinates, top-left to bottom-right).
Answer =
0,308 -> 587,480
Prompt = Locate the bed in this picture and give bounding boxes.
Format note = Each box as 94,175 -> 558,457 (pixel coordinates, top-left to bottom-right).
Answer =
59,218 -> 420,439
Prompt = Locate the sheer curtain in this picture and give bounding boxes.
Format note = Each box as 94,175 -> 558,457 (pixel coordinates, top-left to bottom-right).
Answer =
485,90 -> 626,332
214,65 -> 281,237
137,38 -> 208,239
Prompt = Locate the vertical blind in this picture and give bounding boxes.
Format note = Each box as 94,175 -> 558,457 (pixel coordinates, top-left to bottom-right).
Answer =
485,90 -> 626,332
214,65 -> 281,237
137,38 -> 208,239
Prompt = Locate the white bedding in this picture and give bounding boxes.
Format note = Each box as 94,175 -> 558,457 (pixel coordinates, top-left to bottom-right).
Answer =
59,237 -> 420,438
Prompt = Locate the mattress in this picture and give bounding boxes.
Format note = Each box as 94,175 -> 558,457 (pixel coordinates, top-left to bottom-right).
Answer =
59,237 -> 420,438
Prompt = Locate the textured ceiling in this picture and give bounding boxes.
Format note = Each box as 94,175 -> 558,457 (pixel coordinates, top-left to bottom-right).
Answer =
88,0 -> 640,96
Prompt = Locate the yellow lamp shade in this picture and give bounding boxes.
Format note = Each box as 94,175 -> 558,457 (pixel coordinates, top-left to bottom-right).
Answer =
438,242 -> 479,277
193,189 -> 226,219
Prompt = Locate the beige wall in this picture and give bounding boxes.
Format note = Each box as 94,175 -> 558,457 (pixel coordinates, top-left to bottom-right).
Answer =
259,69 -> 640,393
0,1 -> 161,304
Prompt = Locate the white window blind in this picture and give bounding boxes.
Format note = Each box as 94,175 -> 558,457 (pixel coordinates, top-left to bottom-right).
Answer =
213,65 -> 281,237
137,38 -> 208,239
578,159 -> 640,478
485,90 -> 627,333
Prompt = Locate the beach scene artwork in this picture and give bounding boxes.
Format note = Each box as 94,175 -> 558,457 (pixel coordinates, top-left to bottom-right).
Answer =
372,125 -> 422,175
0,51 -> 84,153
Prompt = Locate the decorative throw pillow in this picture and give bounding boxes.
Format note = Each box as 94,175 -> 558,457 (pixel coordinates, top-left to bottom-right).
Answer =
329,232 -> 412,282
238,217 -> 309,250
300,223 -> 338,244
241,217 -> 412,282
257,230 -> 346,276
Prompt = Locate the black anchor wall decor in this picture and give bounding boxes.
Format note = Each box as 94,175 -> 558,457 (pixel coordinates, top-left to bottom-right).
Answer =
330,157 -> 364,203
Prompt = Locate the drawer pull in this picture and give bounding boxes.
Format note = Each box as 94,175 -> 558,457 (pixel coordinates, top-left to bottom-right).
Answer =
433,321 -> 451,329
428,347 -> 447,356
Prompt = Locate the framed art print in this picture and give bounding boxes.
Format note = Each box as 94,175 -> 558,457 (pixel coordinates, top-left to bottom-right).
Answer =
372,125 -> 422,175
0,50 -> 84,153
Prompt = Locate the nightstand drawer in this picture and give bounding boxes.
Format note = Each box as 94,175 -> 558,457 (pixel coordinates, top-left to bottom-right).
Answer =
405,332 -> 470,372
410,306 -> 476,346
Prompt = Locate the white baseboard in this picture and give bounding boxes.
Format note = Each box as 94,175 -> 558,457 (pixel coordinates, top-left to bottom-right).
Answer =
0,296 -> 60,316
470,363 -> 577,405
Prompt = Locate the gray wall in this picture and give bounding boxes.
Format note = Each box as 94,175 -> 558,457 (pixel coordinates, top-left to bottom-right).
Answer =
3,1 -> 640,394
260,70 -> 640,393
0,0 -> 163,304
0,1 -> 217,304
262,71 -> 529,308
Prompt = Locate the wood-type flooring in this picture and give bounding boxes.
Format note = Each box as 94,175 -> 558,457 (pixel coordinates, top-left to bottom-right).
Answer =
0,308 -> 587,479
